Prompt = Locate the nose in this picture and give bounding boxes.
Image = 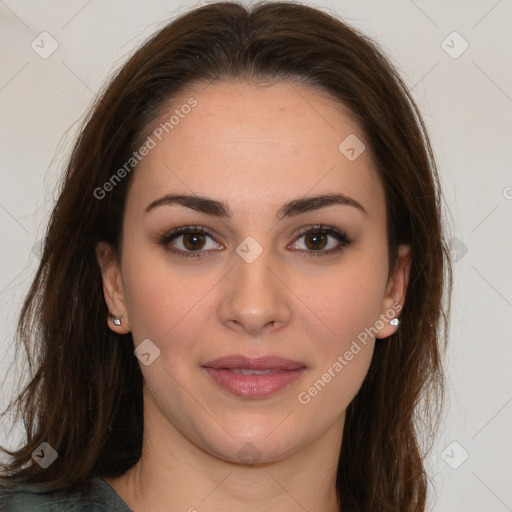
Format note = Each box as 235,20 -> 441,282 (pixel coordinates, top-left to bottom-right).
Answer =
218,245 -> 292,337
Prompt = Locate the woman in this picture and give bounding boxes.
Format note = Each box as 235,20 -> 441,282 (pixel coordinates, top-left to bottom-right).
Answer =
0,1 -> 452,510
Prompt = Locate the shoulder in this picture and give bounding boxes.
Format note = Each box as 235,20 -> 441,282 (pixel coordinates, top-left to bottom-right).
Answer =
0,477 -> 132,511
0,481 -> 83,511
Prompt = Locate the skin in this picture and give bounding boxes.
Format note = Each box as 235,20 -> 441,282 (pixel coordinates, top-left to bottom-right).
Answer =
97,80 -> 411,512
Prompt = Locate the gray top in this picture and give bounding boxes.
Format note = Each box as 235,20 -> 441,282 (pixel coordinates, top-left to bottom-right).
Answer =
0,477 -> 132,511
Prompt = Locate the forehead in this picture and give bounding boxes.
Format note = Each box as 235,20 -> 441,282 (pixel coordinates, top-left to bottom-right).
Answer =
127,80 -> 385,222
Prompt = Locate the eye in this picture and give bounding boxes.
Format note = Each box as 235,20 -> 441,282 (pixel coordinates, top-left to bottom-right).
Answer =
289,224 -> 352,257
159,225 -> 222,258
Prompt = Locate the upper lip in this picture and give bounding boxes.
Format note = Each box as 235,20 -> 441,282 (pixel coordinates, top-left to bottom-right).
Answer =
202,355 -> 306,371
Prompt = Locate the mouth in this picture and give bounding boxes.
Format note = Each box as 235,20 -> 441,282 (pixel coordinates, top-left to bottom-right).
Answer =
202,354 -> 308,398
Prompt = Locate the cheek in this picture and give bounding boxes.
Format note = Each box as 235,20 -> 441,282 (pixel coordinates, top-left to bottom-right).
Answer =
292,251 -> 387,409
293,309 -> 376,422
299,249 -> 388,347
121,243 -> 217,361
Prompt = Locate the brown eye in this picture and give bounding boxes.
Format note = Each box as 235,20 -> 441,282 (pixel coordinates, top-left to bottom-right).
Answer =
290,225 -> 352,257
182,232 -> 207,251
159,225 -> 222,258
304,231 -> 328,251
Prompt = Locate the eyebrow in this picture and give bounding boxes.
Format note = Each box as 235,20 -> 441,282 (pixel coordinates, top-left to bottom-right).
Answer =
145,192 -> 367,219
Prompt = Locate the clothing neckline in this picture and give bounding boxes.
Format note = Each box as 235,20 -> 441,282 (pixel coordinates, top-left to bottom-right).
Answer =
92,477 -> 133,511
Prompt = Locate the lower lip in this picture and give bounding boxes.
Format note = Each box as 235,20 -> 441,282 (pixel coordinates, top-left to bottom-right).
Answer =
203,367 -> 307,398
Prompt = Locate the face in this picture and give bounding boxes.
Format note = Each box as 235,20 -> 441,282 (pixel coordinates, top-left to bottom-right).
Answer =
97,80 -> 410,464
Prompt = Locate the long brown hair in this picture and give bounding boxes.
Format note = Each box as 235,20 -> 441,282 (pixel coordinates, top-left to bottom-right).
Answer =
0,2 -> 452,510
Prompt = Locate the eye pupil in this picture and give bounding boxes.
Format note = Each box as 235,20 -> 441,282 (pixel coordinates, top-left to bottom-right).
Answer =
305,232 -> 327,250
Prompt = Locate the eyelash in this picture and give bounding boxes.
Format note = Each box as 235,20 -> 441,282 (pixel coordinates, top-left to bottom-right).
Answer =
158,224 -> 352,259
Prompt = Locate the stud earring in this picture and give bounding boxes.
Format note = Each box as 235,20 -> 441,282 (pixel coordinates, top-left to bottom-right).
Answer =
390,318 -> 400,327
110,313 -> 123,326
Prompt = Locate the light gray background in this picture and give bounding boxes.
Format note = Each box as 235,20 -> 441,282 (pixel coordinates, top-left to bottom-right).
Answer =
1,1 -> 511,511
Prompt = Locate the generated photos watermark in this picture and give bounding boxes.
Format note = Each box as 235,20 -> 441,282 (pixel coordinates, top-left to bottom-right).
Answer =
94,97 -> 198,200
297,302 -> 402,405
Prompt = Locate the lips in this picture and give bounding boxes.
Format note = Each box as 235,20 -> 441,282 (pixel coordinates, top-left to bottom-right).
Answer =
202,355 -> 307,398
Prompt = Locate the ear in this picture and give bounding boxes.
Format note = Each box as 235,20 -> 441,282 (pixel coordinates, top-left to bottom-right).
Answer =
95,241 -> 131,334
375,244 -> 411,340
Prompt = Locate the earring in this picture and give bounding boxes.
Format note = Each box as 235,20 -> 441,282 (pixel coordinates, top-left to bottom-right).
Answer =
110,313 -> 123,326
390,318 -> 400,327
